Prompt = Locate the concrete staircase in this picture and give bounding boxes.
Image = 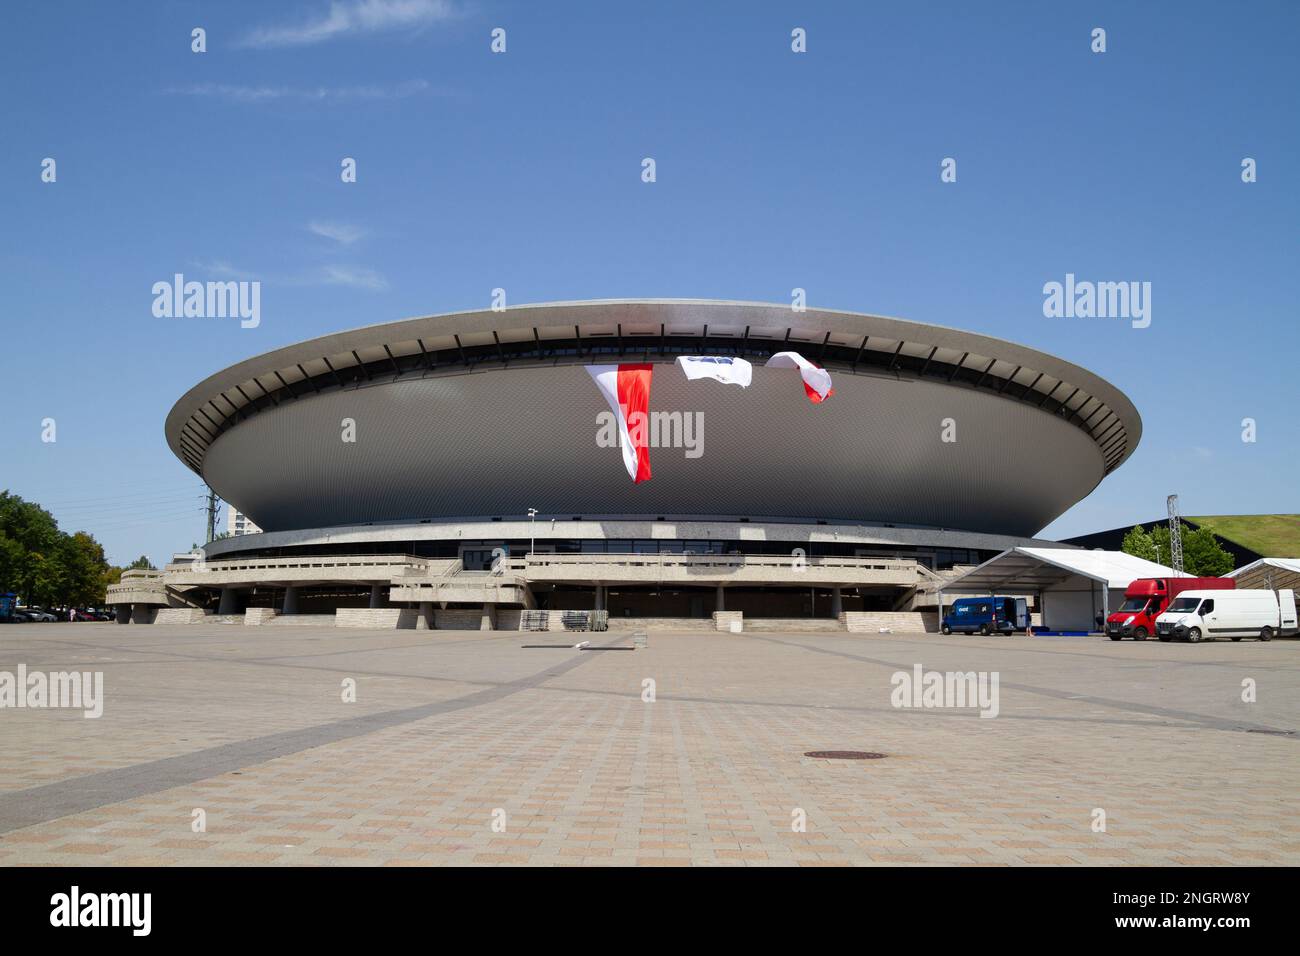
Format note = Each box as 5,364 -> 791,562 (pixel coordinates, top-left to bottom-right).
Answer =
388,560 -> 534,608
742,617 -> 846,633
841,611 -> 937,633
153,607 -> 208,625
607,617 -> 717,632
268,614 -> 336,626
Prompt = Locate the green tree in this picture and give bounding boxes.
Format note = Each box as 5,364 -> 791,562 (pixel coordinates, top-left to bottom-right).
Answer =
1151,524 -> 1172,566
127,555 -> 156,571
63,532 -> 109,607
0,492 -> 60,601
102,563 -> 125,591
1182,526 -> 1235,577
0,491 -> 111,606
1123,519 -> 1235,577
0,532 -> 24,595
1120,524 -> 1155,562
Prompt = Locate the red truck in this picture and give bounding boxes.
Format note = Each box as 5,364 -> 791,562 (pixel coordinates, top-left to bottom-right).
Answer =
1106,576 -> 1235,640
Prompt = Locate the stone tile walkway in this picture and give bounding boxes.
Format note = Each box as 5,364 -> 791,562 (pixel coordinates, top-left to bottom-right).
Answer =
1,624 -> 1295,865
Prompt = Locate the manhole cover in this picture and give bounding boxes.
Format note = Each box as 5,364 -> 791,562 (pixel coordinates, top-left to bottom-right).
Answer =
804,750 -> 887,760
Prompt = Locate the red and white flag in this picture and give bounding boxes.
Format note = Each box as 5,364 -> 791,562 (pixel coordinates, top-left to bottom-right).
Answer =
765,351 -> 834,404
586,363 -> 653,482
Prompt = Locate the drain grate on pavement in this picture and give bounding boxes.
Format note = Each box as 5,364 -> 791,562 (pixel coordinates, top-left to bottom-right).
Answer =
804,750 -> 887,760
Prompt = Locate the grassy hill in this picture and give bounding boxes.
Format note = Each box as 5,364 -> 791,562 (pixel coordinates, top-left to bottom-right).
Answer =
1188,515 -> 1300,558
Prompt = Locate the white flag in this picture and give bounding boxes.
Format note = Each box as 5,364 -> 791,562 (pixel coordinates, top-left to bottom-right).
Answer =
675,355 -> 753,387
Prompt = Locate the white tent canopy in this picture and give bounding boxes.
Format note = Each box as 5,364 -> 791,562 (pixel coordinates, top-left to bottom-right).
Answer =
940,548 -> 1183,632
1229,557 -> 1300,578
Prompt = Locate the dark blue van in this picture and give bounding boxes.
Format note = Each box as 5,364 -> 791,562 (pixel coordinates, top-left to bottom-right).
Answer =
941,596 -> 1028,635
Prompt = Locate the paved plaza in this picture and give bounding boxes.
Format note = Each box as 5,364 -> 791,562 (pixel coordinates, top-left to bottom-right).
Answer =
0,623 -> 1296,866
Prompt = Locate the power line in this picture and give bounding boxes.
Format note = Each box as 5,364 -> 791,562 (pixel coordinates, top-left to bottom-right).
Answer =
73,506 -> 210,534
50,493 -> 207,515
33,485 -> 203,507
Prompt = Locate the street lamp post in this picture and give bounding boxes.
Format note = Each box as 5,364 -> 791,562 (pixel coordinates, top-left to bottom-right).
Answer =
528,508 -> 538,559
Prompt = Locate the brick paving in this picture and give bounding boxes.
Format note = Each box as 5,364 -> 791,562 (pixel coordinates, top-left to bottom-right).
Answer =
0,623 -> 1296,866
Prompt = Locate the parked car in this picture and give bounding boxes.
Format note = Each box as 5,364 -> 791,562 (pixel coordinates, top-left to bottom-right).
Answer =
71,608 -> 100,622
22,608 -> 58,622
941,596 -> 1030,635
1105,576 -> 1234,641
1156,588 -> 1299,642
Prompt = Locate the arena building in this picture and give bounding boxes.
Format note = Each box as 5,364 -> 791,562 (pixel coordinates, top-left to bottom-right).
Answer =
110,300 -> 1142,631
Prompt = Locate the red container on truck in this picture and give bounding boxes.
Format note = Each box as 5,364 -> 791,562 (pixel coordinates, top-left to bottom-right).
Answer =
1106,577 -> 1234,641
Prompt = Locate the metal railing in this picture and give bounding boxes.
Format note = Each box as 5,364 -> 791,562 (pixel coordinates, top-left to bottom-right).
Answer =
165,554 -> 429,574
521,553 -> 920,573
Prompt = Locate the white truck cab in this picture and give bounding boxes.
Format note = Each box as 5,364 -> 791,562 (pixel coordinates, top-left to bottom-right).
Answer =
1155,588 -> 1298,643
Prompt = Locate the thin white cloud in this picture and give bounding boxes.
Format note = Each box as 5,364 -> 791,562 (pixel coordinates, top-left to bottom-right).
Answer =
186,260 -> 389,292
188,259 -> 260,280
239,0 -> 457,49
308,221 -> 367,245
313,265 -> 389,291
166,80 -> 433,102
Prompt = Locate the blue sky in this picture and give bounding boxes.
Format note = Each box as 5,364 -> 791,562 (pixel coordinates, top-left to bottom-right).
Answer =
2,0 -> 1296,566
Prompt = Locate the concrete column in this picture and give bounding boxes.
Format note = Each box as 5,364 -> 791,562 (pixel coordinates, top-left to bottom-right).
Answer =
417,601 -> 433,630
369,585 -> 384,609
282,586 -> 299,615
480,603 -> 497,631
830,586 -> 843,618
594,585 -> 604,611
115,606 -> 130,624
218,587 -> 237,615
715,585 -> 725,613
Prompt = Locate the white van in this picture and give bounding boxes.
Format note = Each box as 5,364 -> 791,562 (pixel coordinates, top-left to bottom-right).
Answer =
1155,588 -> 1298,643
